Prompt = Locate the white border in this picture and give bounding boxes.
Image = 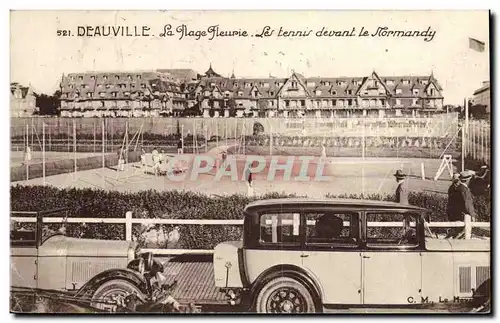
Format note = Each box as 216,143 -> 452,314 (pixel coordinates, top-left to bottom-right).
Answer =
3,2 -> 498,323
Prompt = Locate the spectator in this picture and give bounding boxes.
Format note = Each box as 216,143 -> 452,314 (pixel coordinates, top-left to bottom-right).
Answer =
320,143 -> 327,159
24,146 -> 32,165
446,171 -> 477,239
393,170 -> 409,205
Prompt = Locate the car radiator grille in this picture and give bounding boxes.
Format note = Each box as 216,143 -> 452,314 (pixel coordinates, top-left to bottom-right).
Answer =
459,267 -> 472,293
476,266 -> 490,289
70,259 -> 126,283
458,265 -> 490,294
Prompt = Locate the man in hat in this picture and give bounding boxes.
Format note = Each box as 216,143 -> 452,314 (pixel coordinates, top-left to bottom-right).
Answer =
394,169 -> 409,205
446,171 -> 477,239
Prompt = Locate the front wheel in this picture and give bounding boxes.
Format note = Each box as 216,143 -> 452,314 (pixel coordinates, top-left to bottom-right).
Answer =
91,279 -> 144,312
254,277 -> 318,313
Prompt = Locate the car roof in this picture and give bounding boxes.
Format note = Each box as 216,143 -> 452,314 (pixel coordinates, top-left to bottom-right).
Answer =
244,198 -> 427,214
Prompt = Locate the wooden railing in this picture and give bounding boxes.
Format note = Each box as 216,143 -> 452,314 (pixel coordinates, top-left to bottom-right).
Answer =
11,211 -> 490,255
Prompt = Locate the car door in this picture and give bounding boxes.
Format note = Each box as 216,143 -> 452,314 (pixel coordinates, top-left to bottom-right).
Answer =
362,211 -> 422,305
300,210 -> 362,305
11,231 -> 38,289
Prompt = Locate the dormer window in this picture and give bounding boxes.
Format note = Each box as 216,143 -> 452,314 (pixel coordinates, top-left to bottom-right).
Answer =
127,75 -> 132,80
270,91 -> 275,96
347,90 -> 353,95
402,79 -> 410,85
106,84 -> 111,89
90,75 -> 95,80
69,84 -> 74,89
233,83 -> 238,88
125,91 -> 130,96
137,75 -> 142,79
111,92 -> 117,97
115,75 -> 120,80
238,91 -> 243,96
103,75 -> 108,80
386,80 -> 394,86
245,82 -> 251,88
87,92 -> 93,98
78,76 -> 83,81
141,84 -> 146,89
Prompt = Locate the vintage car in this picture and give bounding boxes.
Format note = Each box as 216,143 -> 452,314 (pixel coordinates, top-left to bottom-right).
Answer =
213,198 -> 491,313
10,208 -> 164,312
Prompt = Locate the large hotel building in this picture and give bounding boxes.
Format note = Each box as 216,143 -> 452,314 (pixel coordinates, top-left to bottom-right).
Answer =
59,65 -> 444,118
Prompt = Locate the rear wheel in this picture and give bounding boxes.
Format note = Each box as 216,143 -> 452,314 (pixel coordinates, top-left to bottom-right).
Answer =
255,277 -> 318,313
91,279 -> 144,312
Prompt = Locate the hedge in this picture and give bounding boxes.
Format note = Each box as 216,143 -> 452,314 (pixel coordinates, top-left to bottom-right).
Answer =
10,186 -> 490,249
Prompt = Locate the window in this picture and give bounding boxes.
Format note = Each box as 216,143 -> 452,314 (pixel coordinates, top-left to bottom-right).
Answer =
316,90 -> 322,96
396,98 -> 401,105
324,81 -> 330,86
111,92 -> 117,98
260,213 -> 300,245
100,92 -> 106,98
396,89 -> 402,94
347,90 -> 353,95
141,84 -> 146,89
413,89 -> 419,95
386,80 -> 394,86
105,84 -> 111,89
78,76 -> 83,80
128,75 -> 132,80
263,82 -> 270,88
402,79 -> 410,85
291,81 -> 298,88
270,91 -> 275,96
331,90 -> 337,95
87,92 -> 93,98
305,212 -> 358,246
300,100 -> 306,107
285,100 -> 290,107
103,75 -> 108,80
430,88 -> 435,96
366,212 -> 419,248
90,75 -> 95,80
115,75 -> 120,80
233,83 -> 238,88
421,80 -> 428,85
69,84 -> 74,89
137,75 -> 142,79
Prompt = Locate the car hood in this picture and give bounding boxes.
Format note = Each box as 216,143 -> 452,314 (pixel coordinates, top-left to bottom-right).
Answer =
38,235 -> 136,257
425,238 -> 490,252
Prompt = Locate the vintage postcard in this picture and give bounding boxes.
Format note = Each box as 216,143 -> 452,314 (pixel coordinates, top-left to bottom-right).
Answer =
10,10 -> 491,314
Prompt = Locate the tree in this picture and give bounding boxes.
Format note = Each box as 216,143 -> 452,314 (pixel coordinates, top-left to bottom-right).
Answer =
35,90 -> 61,116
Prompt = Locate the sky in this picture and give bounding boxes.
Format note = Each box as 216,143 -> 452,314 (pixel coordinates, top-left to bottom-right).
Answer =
10,10 -> 490,105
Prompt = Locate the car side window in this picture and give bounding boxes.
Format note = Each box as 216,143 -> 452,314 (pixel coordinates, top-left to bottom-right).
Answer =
305,212 -> 358,246
366,212 -> 419,248
260,213 -> 300,245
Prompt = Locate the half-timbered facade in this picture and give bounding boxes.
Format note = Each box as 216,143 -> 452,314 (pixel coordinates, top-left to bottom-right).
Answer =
58,66 -> 444,118
195,68 -> 444,118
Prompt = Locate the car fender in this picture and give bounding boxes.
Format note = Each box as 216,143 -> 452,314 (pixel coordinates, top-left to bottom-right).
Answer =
75,268 -> 149,299
249,264 -> 323,309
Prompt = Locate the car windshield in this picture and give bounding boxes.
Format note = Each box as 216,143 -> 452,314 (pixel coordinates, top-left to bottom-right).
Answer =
11,209 -> 70,246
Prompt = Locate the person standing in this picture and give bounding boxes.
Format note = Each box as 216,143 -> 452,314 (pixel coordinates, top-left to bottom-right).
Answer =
393,170 -> 409,205
320,143 -> 327,159
244,162 -> 255,197
177,138 -> 183,155
449,171 -> 477,239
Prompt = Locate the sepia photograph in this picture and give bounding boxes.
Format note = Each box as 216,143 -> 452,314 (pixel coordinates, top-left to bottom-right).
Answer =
9,9 -> 491,314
